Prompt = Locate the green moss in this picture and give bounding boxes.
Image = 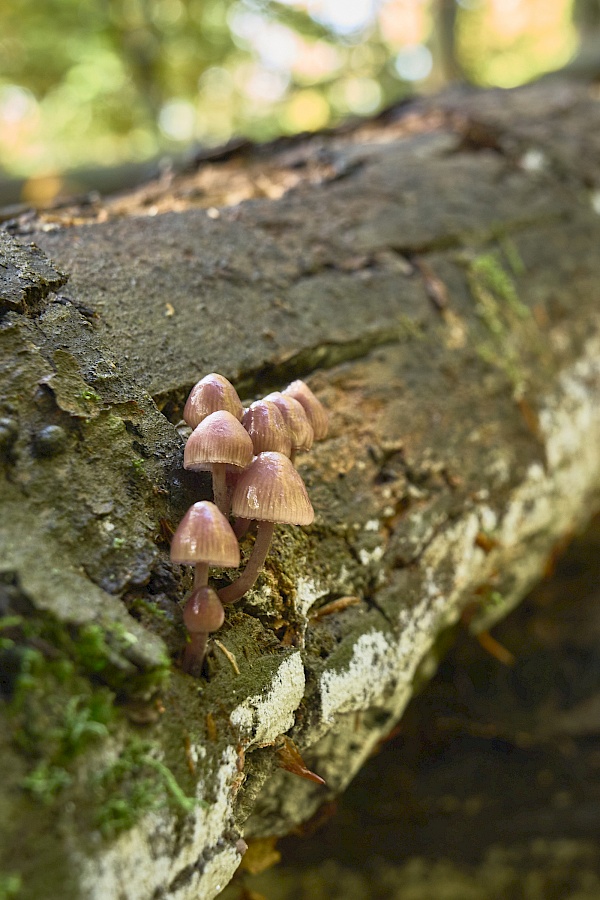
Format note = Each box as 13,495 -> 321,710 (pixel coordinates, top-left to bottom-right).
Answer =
128,597 -> 169,621
11,656 -> 113,756
0,874 -> 22,900
499,235 -> 526,276
21,762 -> 73,805
1,609 -> 169,694
2,630 -> 185,848
0,617 -> 23,631
79,388 -> 101,403
475,342 -> 524,392
50,618 -> 168,693
465,249 -> 535,394
4,648 -> 114,808
73,624 -> 114,673
105,414 -> 127,432
485,590 -> 505,609
93,739 -> 200,838
469,252 -> 529,319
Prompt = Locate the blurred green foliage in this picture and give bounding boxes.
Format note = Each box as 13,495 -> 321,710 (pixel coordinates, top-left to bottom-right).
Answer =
0,0 -> 578,186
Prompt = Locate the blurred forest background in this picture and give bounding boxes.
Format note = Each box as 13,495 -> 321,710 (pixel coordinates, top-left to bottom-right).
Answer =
0,0 -> 597,205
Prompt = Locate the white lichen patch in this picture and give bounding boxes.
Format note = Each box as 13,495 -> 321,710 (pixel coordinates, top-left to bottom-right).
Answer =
358,545 -> 384,566
229,652 -> 305,747
539,339 -> 600,473
499,462 -> 549,549
295,576 -> 329,617
478,504 -> 498,534
77,746 -> 244,900
320,631 -> 395,724
190,746 -> 239,850
318,506 -> 487,729
172,847 -> 241,900
520,148 -> 546,171
319,588 -> 445,726
478,334 -> 600,627
421,513 -> 481,599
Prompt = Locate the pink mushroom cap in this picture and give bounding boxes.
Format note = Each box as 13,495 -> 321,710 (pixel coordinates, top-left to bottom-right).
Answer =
184,410 -> 254,473
231,451 -> 314,526
183,373 -> 244,429
183,586 -> 225,633
170,500 -> 240,567
263,391 -> 314,452
283,379 -> 328,441
242,400 -> 292,456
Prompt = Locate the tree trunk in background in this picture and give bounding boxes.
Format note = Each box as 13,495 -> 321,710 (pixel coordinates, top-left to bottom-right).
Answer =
2,77 -> 600,900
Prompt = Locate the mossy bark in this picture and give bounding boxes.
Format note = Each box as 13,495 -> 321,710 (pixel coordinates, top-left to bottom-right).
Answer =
2,78 -> 600,899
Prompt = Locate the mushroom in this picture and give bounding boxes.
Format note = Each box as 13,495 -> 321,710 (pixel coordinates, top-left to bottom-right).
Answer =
170,499 -> 240,588
182,586 -> 225,676
184,410 -> 253,514
283,380 -> 328,441
241,400 -> 292,456
170,501 -> 239,675
218,452 -> 314,605
263,391 -> 314,463
183,373 -> 244,429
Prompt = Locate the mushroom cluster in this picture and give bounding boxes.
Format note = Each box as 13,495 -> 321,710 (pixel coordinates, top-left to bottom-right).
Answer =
170,373 -> 328,675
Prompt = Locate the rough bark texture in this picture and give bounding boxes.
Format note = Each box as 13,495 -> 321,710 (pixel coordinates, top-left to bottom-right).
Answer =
1,78 -> 600,900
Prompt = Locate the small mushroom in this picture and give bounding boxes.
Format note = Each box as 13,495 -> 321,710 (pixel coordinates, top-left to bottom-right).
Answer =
218,452 -> 314,605
263,391 -> 314,463
183,373 -> 244,429
241,400 -> 292,456
283,380 -> 328,441
184,410 -> 253,514
182,586 -> 225,675
170,500 -> 240,590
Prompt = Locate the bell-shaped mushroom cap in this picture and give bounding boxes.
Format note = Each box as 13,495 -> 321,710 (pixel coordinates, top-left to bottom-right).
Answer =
263,392 -> 314,452
170,501 -> 240,567
283,380 -> 328,441
242,400 -> 292,456
184,410 -> 253,473
183,586 -> 225,633
231,451 -> 314,525
183,373 -> 244,429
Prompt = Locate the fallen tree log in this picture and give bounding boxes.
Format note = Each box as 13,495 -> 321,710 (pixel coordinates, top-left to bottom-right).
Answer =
2,77 -> 600,900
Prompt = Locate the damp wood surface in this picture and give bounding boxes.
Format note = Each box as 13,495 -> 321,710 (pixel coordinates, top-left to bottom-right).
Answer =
1,77 -> 600,900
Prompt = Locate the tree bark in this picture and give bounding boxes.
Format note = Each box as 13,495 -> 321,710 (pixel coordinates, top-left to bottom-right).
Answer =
2,77 -> 600,900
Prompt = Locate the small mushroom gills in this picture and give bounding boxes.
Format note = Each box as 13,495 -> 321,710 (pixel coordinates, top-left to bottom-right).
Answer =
170,500 -> 240,590
218,452 -> 314,605
241,400 -> 292,457
182,586 -> 225,676
184,410 -> 253,514
283,380 -> 328,441
183,372 -> 244,430
263,391 -> 314,463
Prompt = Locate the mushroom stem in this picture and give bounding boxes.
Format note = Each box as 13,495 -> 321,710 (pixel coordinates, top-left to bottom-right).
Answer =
218,521 -> 275,605
182,632 -> 208,676
193,562 -> 209,589
212,463 -> 229,515
233,517 -> 252,540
